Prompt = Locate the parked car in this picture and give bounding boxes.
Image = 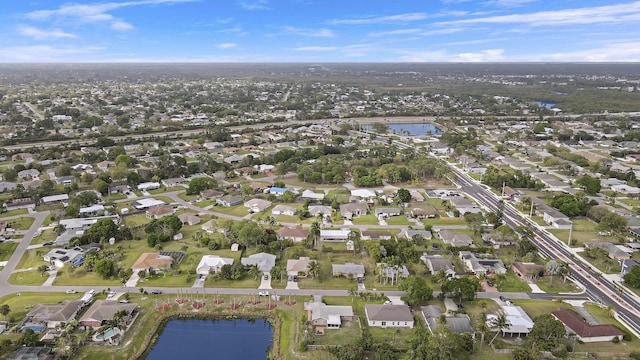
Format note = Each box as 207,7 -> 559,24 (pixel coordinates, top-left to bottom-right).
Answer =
357,277 -> 363,284
42,241 -> 54,246
65,289 -> 77,294
258,291 -> 269,297
486,280 -> 494,287
293,275 -> 298,282
499,296 -> 506,302
264,274 -> 269,280
151,289 -> 162,294
119,299 -> 129,304
107,291 -> 116,298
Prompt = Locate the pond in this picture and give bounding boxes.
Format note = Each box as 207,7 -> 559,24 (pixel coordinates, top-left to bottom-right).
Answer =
145,318 -> 273,359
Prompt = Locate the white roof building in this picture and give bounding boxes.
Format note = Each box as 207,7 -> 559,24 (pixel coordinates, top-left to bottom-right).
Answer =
196,255 -> 234,275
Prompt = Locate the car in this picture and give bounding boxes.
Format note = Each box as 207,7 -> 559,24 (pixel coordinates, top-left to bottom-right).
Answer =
42,241 -> 54,246
88,289 -> 96,295
119,299 -> 129,304
499,296 -> 506,302
107,291 -> 116,298
384,300 -> 393,305
65,289 -> 77,294
457,304 -> 464,310
506,300 -> 513,306
264,274 -> 269,280
258,291 -> 269,297
151,289 -> 162,294
357,277 -> 363,284
293,275 -> 298,282
486,280 -> 494,287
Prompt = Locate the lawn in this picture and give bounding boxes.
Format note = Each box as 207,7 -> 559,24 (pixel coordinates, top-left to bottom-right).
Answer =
619,198 -> 640,207
8,270 -> 48,286
326,190 -> 351,203
123,213 -> 150,228
212,204 -> 249,217
548,218 -> 614,247
33,229 -> 58,244
515,298 -> 575,319
352,214 -> 379,225
104,193 -> 127,201
534,276 -> 581,293
0,242 -> 17,261
52,267 -> 122,286
386,215 -> 412,225
8,217 -> 35,231
0,292 -> 82,324
14,248 -> 49,269
491,270 -> 531,293
576,251 -> 622,274
0,209 -> 28,218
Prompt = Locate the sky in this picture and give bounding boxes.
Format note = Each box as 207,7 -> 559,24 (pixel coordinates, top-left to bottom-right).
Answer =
1,0 -> 640,62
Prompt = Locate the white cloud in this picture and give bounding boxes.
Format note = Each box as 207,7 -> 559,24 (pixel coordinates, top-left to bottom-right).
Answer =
294,46 -> 337,51
281,26 -> 335,37
239,0 -> 270,10
329,12 -> 429,25
24,0 -> 193,30
439,1 -> 640,27
217,43 -> 237,49
527,41 -> 640,62
399,49 -> 505,62
482,0 -> 537,7
17,25 -> 76,40
217,25 -> 245,34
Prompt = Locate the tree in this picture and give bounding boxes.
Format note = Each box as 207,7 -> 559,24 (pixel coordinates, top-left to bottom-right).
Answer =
624,265 -> 640,288
396,188 -> 411,204
308,260 -> 319,279
488,312 -> 510,346
399,276 -> 433,306
545,259 -> 562,285
464,212 -> 485,235
512,347 -> 542,360
186,177 -> 218,195
84,218 -> 118,243
0,304 -> 9,321
528,314 -> 566,350
94,258 -> 116,279
441,277 -> 481,303
72,191 -> 99,206
247,264 -> 261,280
597,212 -> 627,233
575,175 -> 601,195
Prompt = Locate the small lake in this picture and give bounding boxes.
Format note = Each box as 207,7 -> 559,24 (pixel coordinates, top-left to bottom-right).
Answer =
145,319 -> 273,359
362,123 -> 443,135
535,101 -> 556,110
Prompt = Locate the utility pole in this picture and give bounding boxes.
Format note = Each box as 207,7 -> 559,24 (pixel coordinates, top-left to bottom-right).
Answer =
568,223 -> 573,246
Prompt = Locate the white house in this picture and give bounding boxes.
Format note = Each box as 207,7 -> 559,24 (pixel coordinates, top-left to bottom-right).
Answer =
271,204 -> 296,216
364,304 -> 414,328
137,182 -> 160,191
196,255 -> 234,276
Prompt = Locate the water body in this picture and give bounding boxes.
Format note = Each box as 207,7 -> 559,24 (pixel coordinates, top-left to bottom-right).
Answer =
362,123 -> 443,135
535,101 -> 556,110
145,319 -> 273,360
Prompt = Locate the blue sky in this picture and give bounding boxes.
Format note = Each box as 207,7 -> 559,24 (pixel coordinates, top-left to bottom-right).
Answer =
1,0 -> 640,62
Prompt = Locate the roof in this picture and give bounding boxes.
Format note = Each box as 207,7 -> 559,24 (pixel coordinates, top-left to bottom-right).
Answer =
439,229 -> 473,247
320,229 -> 350,238
287,257 -> 311,273
26,300 -> 84,323
552,310 -> 624,338
244,198 -> 272,209
133,198 -> 165,209
301,189 -> 324,199
80,300 -> 137,323
512,262 -> 544,276
146,205 -> 174,217
196,255 -> 233,274
350,189 -> 376,198
241,252 -> 276,272
131,252 -> 173,270
277,225 -> 309,238
332,262 -> 365,275
421,306 -> 475,333
365,304 -> 413,322
304,301 -> 353,322
272,204 -> 296,213
501,306 -> 534,334
420,255 -> 454,272
308,205 -> 331,216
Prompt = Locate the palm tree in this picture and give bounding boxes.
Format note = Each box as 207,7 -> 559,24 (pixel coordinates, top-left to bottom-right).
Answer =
248,264 -> 261,280
0,304 -> 10,321
488,312 -> 510,346
476,312 -> 488,352
307,261 -> 319,279
310,221 -> 321,249
347,287 -> 358,303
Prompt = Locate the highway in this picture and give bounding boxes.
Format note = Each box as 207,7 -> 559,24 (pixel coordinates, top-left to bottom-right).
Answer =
446,163 -> 640,336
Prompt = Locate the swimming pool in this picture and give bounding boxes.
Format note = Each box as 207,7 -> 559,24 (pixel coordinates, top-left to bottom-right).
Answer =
21,325 -> 45,332
93,327 -> 120,341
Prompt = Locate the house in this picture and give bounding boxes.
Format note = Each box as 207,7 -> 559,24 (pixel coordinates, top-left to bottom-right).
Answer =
0,182 -> 17,193
55,176 -> 75,186
137,182 -> 161,191
332,262 -> 365,278
145,205 -> 175,219
552,310 -> 624,343
178,213 -> 200,226
244,198 -> 272,213
438,229 -> 473,247
7,347 -> 53,360
350,189 -> 376,200
339,202 -> 368,220
217,194 -> 243,207
79,204 -> 105,217
201,219 -> 216,233
241,252 -> 277,273
365,304 -> 414,328
55,216 -> 117,246
267,187 -> 288,196
542,207 -> 573,229
277,225 -> 309,242
3,198 -> 36,211
131,252 -> 173,272
376,262 -> 410,282
17,169 -> 40,180
271,204 -> 296,216
308,205 -> 332,219
585,242 -> 632,260
511,262 -> 544,280
374,207 -> 402,220
459,251 -> 507,276
304,296 -> 355,333
287,257 -> 312,277
361,230 -> 392,241
421,305 -> 475,334
160,177 -> 186,188
449,197 -> 481,215
200,189 -> 224,200
404,229 -> 432,240
41,194 -> 69,206
109,184 -> 130,194
301,189 -> 324,200
79,300 -> 137,330
494,306 -> 535,337
23,300 -> 85,329
96,160 -> 116,172
196,255 -> 234,275
410,208 -> 437,219
43,247 -> 86,268
132,198 -> 165,210
482,232 -> 516,248
320,229 -> 350,241
420,255 -> 456,277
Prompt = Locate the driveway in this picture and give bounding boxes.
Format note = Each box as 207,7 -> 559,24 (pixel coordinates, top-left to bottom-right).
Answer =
258,272 -> 272,290
286,279 -> 299,290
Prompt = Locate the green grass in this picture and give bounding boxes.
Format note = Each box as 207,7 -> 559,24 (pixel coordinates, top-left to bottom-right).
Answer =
619,198 -> 640,207
14,248 -> 49,269
548,218 -> 614,247
8,217 -> 35,230
0,242 -> 17,261
386,215 -> 412,225
0,292 -> 83,324
123,213 -> 150,228
326,190 -> 351,203
351,214 -> 378,225
8,270 -> 48,286
576,251 -> 622,274
33,229 -> 57,245
104,193 -> 127,201
534,276 -> 581,293
0,209 -> 28,218
52,267 -> 123,286
492,270 -> 531,293
515,299 -> 575,319
213,204 -> 249,217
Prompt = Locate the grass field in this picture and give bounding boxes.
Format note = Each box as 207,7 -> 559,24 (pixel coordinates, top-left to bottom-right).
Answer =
0,209 -> 28,218
8,270 -> 47,286
534,276 -> 581,293
0,242 -> 17,262
491,270 -> 531,293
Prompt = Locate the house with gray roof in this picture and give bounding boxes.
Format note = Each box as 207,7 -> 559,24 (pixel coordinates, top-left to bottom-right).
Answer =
459,251 -> 506,276
585,242 -> 632,260
217,194 -> 243,207
365,304 -> 414,328
437,229 -> 473,247
23,300 -> 85,329
421,305 -> 475,334
308,205 -> 331,219
420,255 -> 456,277
374,207 -> 402,219
241,252 -> 277,273
339,202 -> 368,220
304,296 -> 355,333
332,262 -> 365,278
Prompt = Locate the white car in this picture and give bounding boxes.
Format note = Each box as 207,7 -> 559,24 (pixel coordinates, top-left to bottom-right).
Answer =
65,289 -> 77,294
258,291 -> 269,297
